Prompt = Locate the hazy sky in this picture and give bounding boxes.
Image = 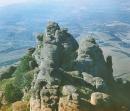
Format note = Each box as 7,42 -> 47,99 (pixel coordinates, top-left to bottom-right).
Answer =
0,0 -> 123,10
0,0 -> 49,7
0,0 -> 62,7
0,0 -> 28,7
0,0 -> 117,6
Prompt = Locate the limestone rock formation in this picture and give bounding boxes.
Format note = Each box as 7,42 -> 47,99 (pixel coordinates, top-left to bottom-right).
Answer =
12,101 -> 29,111
30,22 -> 128,111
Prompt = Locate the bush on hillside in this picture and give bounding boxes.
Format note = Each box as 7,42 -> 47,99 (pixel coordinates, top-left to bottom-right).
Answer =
0,66 -> 16,80
4,83 -> 23,103
13,52 -> 37,89
0,78 -> 15,90
13,53 -> 33,76
22,71 -> 34,89
14,70 -> 34,89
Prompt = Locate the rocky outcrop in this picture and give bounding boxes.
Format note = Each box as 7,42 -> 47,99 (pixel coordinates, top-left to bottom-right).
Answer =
90,92 -> 111,106
30,22 -> 128,111
12,101 -> 29,111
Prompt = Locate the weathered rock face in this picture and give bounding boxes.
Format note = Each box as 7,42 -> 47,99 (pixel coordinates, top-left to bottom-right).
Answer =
31,22 -> 79,111
76,38 -> 110,80
30,22 -> 126,111
12,101 -> 29,111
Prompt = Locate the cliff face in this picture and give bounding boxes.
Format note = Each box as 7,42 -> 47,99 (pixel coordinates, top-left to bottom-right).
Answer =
29,22 -> 124,111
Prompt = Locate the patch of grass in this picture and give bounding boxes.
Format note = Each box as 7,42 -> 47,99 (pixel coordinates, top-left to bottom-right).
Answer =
0,104 -> 12,111
77,86 -> 93,100
0,78 -> 15,90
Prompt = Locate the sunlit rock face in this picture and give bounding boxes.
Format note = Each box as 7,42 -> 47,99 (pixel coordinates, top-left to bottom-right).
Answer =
30,22 -> 117,111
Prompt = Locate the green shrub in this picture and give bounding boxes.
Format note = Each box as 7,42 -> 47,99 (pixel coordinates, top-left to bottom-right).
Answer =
0,66 -> 16,80
0,78 -> 15,90
13,52 -> 36,89
13,53 -> 33,76
4,83 -> 23,103
14,70 -> 34,89
22,70 -> 34,89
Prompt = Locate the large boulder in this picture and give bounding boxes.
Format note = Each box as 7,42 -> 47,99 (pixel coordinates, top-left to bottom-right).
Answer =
90,92 -> 111,106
